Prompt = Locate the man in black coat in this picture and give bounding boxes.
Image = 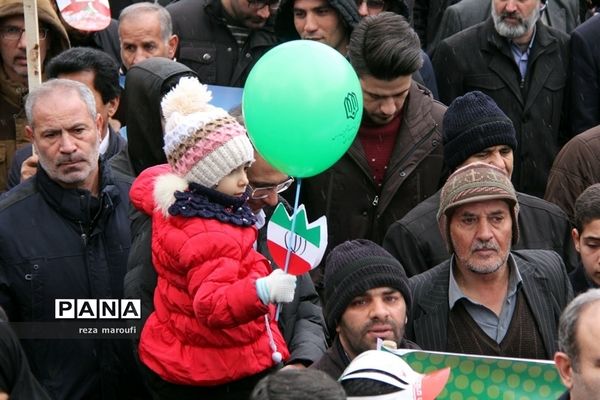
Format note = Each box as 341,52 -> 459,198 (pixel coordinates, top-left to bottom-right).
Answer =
383,91 -> 577,276
0,79 -> 142,399
429,0 -> 578,56
433,0 -> 570,197
167,0 -> 278,87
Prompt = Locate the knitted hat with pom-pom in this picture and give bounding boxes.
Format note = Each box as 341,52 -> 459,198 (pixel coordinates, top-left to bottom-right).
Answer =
161,77 -> 254,188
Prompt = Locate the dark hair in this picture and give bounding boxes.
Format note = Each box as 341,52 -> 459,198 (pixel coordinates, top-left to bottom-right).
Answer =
342,377 -> 399,396
250,369 -> 346,400
348,11 -> 422,80
46,47 -> 120,104
574,183 -> 600,232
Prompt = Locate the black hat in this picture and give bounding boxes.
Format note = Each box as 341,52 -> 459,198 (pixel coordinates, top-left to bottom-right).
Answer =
324,239 -> 412,332
443,91 -> 517,171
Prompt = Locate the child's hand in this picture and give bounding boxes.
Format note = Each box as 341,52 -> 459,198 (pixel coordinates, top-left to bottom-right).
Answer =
256,269 -> 297,304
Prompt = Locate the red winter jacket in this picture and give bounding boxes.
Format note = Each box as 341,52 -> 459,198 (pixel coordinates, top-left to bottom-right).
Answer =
130,165 -> 289,386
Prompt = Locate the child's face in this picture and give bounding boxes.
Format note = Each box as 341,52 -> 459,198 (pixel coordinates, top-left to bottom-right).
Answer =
215,164 -> 250,197
572,219 -> 600,286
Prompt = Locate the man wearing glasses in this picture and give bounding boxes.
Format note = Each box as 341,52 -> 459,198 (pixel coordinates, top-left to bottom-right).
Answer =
0,0 -> 69,193
167,0 -> 279,87
248,152 -> 329,370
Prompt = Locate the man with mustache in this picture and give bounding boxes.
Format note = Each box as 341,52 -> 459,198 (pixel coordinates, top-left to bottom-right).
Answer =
0,79 -> 144,399
432,0 -> 570,199
427,0 -> 578,56
383,91 -> 577,277
166,0 -> 278,87
311,239 -> 418,379
406,162 -> 573,359
0,0 -> 69,193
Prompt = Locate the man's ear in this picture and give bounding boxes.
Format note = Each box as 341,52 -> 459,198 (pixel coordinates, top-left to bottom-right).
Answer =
106,97 -> 120,119
572,228 -> 581,253
168,35 -> 179,60
554,352 -> 575,390
25,125 -> 34,142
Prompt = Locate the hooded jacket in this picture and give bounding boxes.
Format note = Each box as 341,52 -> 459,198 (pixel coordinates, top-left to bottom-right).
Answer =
120,58 -> 197,177
0,0 -> 69,193
131,164 -> 289,386
275,0 -> 360,42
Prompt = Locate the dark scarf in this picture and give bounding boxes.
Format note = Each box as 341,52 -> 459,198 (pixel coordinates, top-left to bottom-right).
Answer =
168,183 -> 257,227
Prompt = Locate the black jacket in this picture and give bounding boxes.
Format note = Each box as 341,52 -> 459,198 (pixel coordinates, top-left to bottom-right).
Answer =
569,263 -> 599,296
433,18 -> 570,197
383,190 -> 578,277
0,316 -> 50,400
168,0 -> 278,87
122,58 -> 197,176
0,162 -> 138,400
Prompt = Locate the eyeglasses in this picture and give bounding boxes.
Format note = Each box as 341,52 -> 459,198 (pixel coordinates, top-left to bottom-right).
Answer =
355,0 -> 385,10
0,26 -> 49,41
247,0 -> 280,11
249,177 -> 294,199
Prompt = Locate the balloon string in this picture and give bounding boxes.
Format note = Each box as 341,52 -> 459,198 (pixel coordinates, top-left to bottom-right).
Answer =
275,178 -> 302,321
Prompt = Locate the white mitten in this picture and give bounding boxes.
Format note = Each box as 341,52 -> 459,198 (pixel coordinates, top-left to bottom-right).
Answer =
256,269 -> 297,304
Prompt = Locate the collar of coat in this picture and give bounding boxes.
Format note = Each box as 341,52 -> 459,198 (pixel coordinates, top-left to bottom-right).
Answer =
35,157 -> 121,226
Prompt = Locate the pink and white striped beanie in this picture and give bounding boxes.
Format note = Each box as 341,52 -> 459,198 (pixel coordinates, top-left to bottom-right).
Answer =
161,77 -> 254,187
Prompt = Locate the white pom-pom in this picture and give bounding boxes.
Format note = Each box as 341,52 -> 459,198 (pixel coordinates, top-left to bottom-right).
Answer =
272,351 -> 283,363
161,76 -> 213,120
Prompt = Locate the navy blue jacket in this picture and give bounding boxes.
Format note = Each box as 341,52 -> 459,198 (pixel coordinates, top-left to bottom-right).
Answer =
0,162 -> 139,400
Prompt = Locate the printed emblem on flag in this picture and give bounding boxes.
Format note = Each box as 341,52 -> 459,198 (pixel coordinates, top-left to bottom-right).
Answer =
267,203 -> 327,275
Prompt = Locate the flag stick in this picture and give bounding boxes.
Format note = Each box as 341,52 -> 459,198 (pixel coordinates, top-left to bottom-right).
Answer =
275,178 -> 302,321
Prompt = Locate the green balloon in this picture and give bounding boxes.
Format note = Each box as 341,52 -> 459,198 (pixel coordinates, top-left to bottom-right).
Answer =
243,40 -> 363,178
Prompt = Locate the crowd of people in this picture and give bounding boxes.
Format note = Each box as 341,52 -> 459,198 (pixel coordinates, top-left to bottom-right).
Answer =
0,0 -> 599,398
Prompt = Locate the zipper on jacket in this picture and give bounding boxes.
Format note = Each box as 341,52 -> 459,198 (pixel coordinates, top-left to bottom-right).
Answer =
372,195 -> 379,207
78,220 -> 88,246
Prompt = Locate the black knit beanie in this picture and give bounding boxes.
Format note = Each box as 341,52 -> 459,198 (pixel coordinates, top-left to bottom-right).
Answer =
443,91 -> 518,171
324,239 -> 412,332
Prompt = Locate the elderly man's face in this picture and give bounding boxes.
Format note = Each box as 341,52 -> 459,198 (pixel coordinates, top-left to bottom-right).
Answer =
492,0 -> 541,40
25,88 -> 102,193
0,15 -> 49,86
450,200 -> 512,275
555,301 -> 600,400
337,287 -> 407,360
119,12 -> 177,70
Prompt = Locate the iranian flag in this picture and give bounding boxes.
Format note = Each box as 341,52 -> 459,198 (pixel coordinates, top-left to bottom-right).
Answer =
267,203 -> 327,275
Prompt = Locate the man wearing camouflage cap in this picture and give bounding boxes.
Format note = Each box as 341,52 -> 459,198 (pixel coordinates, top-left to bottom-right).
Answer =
406,162 -> 573,360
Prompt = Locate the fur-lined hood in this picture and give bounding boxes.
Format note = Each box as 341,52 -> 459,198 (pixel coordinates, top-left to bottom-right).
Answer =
130,164 -> 187,218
